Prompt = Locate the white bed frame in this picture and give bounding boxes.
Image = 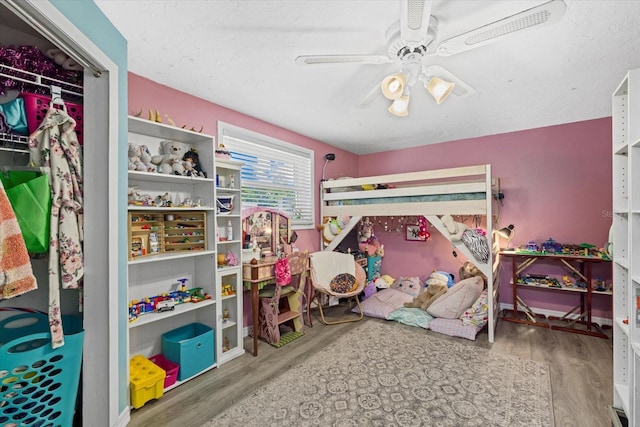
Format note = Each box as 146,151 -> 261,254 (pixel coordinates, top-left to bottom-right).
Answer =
320,164 -> 501,343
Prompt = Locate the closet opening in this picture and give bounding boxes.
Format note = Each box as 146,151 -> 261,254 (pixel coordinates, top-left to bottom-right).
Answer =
0,1 -> 119,426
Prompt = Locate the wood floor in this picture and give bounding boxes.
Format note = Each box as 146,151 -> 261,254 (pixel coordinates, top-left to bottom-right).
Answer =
128,310 -> 614,427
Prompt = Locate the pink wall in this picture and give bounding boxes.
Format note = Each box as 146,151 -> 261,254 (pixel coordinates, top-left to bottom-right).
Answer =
128,73 -> 358,325
358,119 -> 613,319
129,72 -> 613,322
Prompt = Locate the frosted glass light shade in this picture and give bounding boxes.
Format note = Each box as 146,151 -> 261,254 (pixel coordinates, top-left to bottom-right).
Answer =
381,73 -> 407,100
388,95 -> 409,116
426,77 -> 455,104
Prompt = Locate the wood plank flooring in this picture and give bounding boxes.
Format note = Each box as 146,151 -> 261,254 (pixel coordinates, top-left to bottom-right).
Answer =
128,310 -> 613,427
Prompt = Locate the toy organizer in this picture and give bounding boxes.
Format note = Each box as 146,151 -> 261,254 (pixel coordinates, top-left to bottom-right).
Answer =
0,313 -> 84,427
128,211 -> 207,260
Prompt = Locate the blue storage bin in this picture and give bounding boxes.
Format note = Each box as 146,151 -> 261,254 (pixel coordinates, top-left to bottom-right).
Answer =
162,323 -> 215,381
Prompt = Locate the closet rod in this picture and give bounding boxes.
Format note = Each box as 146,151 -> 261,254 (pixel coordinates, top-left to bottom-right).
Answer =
0,133 -> 29,154
0,63 -> 83,98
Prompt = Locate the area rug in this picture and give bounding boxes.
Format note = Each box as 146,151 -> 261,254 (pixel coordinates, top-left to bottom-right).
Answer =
207,321 -> 554,427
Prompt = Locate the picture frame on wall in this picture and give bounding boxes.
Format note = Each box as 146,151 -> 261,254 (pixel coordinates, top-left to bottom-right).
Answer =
405,225 -> 426,241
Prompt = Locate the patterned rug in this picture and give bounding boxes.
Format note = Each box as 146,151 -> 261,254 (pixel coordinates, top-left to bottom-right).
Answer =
206,321 -> 554,427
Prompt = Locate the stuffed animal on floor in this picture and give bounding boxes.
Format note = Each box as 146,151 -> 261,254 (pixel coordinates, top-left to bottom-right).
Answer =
404,272 -> 449,310
459,261 -> 488,288
441,214 -> 467,241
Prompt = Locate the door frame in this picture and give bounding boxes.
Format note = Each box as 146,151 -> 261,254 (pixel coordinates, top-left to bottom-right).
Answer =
2,0 -> 123,425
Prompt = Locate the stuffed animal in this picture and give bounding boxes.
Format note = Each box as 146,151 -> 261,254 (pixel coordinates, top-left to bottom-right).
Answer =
182,150 -> 207,177
374,274 -> 394,289
459,261 -> 488,288
404,272 -> 449,310
46,48 -> 82,71
128,143 -> 156,172
151,140 -> 192,175
318,215 -> 352,247
441,214 -> 467,241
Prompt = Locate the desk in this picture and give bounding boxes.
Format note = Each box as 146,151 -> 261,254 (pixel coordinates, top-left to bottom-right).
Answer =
242,258 -> 310,356
500,251 -> 611,338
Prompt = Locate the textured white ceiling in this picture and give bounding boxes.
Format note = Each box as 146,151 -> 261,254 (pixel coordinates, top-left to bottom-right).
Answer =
95,0 -> 640,155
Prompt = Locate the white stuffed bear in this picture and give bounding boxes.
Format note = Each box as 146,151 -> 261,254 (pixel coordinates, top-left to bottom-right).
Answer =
151,140 -> 191,175
128,143 -> 157,172
441,214 -> 467,241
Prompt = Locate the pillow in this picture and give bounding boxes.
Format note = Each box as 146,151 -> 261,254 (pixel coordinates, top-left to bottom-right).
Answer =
357,287 -> 414,319
330,273 -> 357,293
461,229 -> 490,263
429,318 -> 481,341
427,276 -> 483,319
390,276 -> 422,298
388,307 -> 435,329
460,291 -> 489,327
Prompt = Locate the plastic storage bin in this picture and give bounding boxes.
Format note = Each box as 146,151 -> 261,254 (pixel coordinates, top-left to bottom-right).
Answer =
20,92 -> 84,144
162,323 -> 215,381
129,355 -> 165,409
149,353 -> 179,388
0,312 -> 84,427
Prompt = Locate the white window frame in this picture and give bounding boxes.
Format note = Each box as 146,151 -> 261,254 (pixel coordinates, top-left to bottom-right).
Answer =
217,121 -> 315,229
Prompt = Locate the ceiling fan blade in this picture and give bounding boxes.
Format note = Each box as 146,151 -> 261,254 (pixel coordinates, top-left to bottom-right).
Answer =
433,0 -> 567,57
424,65 -> 476,98
400,0 -> 433,47
356,78 -> 385,109
295,55 -> 393,65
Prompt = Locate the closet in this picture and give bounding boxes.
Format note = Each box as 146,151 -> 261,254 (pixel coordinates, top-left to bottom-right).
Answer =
0,5 -> 85,426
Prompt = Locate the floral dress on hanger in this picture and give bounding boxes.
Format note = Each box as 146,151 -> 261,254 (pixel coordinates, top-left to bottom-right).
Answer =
29,105 -> 83,348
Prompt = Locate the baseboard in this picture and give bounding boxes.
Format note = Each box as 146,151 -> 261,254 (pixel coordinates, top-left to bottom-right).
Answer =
116,408 -> 130,427
499,303 -> 612,327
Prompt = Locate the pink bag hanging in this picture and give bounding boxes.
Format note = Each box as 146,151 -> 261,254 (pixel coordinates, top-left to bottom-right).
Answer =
275,258 -> 291,286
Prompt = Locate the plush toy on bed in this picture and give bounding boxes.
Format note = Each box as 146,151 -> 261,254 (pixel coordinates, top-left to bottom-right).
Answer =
459,261 -> 488,288
441,214 -> 467,241
404,272 -> 449,310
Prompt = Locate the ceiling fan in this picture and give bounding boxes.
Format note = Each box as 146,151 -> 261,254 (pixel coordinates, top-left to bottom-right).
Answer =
295,0 -> 567,116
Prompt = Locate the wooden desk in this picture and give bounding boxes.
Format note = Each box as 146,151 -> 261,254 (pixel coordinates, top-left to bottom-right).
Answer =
242,258 -> 310,356
500,251 -> 611,338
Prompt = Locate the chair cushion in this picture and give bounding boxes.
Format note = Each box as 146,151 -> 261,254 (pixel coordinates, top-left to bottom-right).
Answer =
358,287 -> 414,319
427,276 -> 483,319
388,307 -> 435,329
330,273 -> 357,293
259,285 -> 294,298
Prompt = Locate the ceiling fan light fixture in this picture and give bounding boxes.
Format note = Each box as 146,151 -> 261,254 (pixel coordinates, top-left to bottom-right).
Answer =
388,95 -> 410,116
381,73 -> 407,100
425,77 -> 455,104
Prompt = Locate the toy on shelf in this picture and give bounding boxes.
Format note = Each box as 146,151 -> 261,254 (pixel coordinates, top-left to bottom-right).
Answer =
221,284 -> 236,296
223,308 -> 230,323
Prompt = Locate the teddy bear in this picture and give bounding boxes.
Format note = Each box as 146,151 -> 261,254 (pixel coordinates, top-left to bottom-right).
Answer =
441,214 -> 467,241
459,261 -> 488,288
128,143 -> 156,172
151,140 -> 192,175
404,272 -> 449,310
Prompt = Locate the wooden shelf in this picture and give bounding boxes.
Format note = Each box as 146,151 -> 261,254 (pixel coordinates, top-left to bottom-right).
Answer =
277,310 -> 302,325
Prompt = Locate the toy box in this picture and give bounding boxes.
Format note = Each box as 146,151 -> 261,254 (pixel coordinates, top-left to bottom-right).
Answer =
162,323 -> 215,381
129,355 -> 165,409
149,353 -> 180,389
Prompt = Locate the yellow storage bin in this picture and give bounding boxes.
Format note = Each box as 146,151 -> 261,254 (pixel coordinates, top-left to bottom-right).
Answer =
130,355 -> 166,409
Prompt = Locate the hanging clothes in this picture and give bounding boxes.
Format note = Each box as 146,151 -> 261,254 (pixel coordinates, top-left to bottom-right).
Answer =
29,105 -> 83,348
0,179 -> 37,299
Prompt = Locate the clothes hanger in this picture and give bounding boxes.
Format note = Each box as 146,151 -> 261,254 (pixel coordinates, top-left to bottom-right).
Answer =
49,85 -> 67,112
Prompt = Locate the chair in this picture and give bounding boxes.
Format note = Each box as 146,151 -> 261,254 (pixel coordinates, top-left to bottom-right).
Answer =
256,251 -> 309,346
309,251 -> 367,325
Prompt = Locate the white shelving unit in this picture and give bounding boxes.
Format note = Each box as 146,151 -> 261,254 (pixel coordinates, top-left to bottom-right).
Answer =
214,158 -> 245,364
612,68 -> 640,425
127,116 -> 218,391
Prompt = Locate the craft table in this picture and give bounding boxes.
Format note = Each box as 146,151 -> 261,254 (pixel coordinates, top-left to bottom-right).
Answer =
500,251 -> 611,338
242,257 -> 310,356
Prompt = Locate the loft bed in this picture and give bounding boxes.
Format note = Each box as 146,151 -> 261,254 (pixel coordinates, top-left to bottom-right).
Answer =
320,164 -> 501,343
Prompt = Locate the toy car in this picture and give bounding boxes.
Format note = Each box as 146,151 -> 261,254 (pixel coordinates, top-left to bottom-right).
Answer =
156,299 -> 175,312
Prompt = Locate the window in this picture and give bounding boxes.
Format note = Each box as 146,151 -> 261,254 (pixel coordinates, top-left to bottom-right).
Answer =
218,122 -> 314,229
